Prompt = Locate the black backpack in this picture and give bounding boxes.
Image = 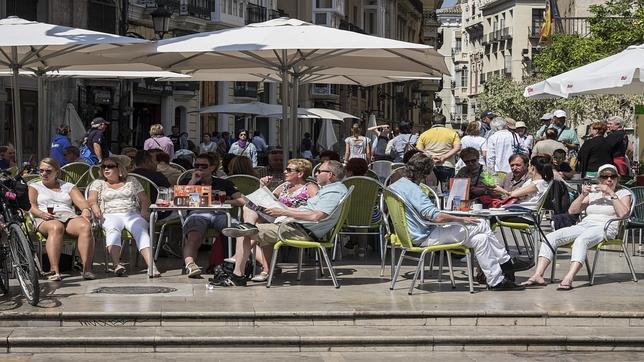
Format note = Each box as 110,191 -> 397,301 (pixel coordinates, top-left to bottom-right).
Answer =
543,180 -> 572,215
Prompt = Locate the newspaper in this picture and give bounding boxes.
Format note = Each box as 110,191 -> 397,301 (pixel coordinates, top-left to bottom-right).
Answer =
244,187 -> 287,223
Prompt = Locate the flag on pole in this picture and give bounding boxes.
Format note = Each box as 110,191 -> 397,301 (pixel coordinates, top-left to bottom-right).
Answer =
539,0 -> 553,43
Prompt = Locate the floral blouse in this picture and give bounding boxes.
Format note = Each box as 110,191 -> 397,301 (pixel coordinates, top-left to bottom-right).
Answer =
277,182 -> 314,207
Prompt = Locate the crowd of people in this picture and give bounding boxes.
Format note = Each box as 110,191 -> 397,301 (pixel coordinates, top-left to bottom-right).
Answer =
0,109 -> 635,292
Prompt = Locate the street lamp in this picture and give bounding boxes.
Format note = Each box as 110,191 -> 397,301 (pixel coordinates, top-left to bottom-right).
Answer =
434,95 -> 443,113
151,5 -> 172,39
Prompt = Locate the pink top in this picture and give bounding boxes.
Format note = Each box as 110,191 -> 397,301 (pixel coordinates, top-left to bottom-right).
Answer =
277,182 -> 313,207
144,136 -> 175,159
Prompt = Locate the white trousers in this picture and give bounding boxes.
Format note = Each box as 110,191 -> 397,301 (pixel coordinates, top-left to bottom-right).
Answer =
539,222 -> 616,264
103,212 -> 150,251
420,219 -> 510,287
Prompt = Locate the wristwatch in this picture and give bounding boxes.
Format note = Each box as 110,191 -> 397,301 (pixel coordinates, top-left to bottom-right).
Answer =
610,195 -> 619,200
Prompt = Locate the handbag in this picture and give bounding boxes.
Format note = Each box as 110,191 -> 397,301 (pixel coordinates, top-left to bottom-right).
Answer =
489,197 -> 519,208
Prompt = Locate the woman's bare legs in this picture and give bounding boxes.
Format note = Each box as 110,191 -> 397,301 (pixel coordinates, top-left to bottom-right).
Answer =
38,220 -> 65,275
65,217 -> 94,273
523,256 -> 551,285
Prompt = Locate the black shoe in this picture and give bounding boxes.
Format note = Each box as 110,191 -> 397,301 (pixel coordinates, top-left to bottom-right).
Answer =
223,273 -> 247,287
489,277 -> 525,291
500,257 -> 533,272
222,223 -> 259,238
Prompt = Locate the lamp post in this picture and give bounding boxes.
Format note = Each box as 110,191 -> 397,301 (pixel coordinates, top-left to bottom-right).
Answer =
151,5 -> 172,39
434,95 -> 443,114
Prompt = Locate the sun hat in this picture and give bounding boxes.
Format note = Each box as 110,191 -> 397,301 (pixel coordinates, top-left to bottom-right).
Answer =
540,113 -> 553,121
505,118 -> 516,130
597,164 -> 618,175
515,121 -> 527,129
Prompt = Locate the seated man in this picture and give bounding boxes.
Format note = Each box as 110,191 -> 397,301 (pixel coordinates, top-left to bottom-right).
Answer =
552,149 -> 574,180
500,154 -> 530,201
131,150 -> 171,201
181,153 -> 246,277
389,153 -> 526,291
219,160 -> 349,286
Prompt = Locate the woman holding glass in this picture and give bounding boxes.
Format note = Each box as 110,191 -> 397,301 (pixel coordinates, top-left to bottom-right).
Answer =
522,164 -> 632,290
28,158 -> 95,281
88,156 -> 159,277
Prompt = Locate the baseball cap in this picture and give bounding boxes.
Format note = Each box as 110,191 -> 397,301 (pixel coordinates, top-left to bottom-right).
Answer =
505,118 -> 516,130
91,117 -> 109,127
597,164 -> 618,175
481,111 -> 496,119
553,110 -> 567,118
540,113 -> 553,121
515,121 -> 527,129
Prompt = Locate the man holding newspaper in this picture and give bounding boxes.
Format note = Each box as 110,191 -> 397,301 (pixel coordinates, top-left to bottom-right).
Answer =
218,160 -> 348,287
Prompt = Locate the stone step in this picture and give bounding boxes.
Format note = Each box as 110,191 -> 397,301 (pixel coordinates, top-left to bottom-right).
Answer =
2,325 -> 644,353
1,310 -> 643,328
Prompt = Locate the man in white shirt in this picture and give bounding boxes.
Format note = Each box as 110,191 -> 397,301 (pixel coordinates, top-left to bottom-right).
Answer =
483,117 -> 515,176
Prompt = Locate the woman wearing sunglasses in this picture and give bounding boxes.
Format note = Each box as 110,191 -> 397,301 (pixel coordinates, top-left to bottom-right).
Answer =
226,159 -> 319,282
88,156 -> 158,277
27,158 -> 95,281
522,164 -> 632,290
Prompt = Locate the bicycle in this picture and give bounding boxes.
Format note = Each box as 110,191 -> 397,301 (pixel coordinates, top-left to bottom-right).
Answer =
0,170 -> 40,305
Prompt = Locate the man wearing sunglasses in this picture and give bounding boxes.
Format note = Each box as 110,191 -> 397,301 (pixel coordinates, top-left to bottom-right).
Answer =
180,153 -> 246,278
219,160 -> 348,287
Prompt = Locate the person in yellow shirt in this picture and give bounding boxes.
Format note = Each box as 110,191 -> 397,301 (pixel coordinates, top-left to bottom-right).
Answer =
416,114 -> 461,190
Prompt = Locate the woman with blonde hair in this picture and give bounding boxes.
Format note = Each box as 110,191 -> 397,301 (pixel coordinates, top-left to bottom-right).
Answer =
225,158 -> 319,282
344,123 -> 371,161
28,158 -> 95,281
88,156 -> 159,277
144,123 -> 175,159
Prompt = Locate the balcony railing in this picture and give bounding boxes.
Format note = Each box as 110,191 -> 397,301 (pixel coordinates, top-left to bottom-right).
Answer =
311,84 -> 339,97
451,48 -> 462,57
501,27 -> 512,39
139,0 -> 211,20
234,82 -> 258,98
247,3 -> 267,24
529,17 -> 590,39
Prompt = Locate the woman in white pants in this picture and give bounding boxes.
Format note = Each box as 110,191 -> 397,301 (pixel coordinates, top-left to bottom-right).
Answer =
88,156 -> 159,277
523,164 -> 631,290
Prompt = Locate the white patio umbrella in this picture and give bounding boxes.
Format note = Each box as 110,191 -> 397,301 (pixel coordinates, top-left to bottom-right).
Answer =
317,119 -> 338,151
0,16 -> 150,163
200,102 -> 359,121
97,17 -> 448,166
524,44 -> 644,99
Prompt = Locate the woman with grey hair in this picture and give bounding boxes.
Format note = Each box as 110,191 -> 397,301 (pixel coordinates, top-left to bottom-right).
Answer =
605,115 -> 629,176
483,117 -> 515,176
389,153 -> 527,291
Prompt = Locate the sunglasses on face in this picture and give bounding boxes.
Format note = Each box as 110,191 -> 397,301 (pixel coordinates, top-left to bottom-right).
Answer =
39,169 -> 54,175
193,163 -> 210,170
599,174 -> 618,180
463,159 -> 478,165
101,164 -> 117,169
284,167 -> 299,173
239,134 -> 247,137
315,169 -> 333,175
553,157 -> 565,161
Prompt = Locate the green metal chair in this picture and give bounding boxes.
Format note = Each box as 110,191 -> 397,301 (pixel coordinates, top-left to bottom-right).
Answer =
550,187 -> 638,285
61,162 -> 91,189
626,186 -> 644,256
176,170 -> 193,185
88,165 -> 101,180
266,186 -> 354,289
369,160 -> 393,183
384,188 -> 474,294
334,176 -> 383,260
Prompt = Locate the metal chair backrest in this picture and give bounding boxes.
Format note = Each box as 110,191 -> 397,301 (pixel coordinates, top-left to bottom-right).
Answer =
391,163 -> 405,171
225,174 -> 261,195
61,162 -> 91,187
177,170 -> 194,185
630,186 -> 644,224
365,169 -> 379,180
128,173 -> 160,203
612,186 -> 637,240
342,176 -> 383,227
168,162 -> 187,173
320,185 -> 354,244
89,165 -> 101,180
369,160 -> 393,182
383,188 -> 416,250
419,183 -> 441,209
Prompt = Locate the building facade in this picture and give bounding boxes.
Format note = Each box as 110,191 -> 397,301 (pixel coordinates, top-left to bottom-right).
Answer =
436,2 -> 463,126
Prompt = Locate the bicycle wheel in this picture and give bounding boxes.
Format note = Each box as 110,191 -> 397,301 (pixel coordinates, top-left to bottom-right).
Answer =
0,246 -> 10,295
8,223 -> 39,305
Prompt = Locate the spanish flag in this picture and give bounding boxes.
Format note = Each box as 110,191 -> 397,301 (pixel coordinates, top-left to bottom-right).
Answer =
539,0 -> 553,43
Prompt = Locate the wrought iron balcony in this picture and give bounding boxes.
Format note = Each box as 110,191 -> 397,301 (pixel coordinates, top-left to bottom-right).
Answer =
234,82 -> 258,98
247,3 -> 267,24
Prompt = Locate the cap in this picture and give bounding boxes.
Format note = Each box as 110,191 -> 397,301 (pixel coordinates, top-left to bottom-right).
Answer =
540,113 -> 553,121
481,111 -> 496,119
597,164 -> 618,175
553,110 -> 567,118
91,117 -> 109,127
505,118 -> 516,130
515,121 -> 527,129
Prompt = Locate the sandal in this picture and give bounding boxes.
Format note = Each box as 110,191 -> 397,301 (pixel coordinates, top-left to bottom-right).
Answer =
151,266 -> 161,278
251,271 -> 269,282
520,278 -> 547,287
82,271 -> 96,280
556,282 -> 573,291
47,273 -> 62,281
113,264 -> 127,277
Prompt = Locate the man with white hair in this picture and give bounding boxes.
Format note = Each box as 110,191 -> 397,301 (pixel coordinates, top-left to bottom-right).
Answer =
605,115 -> 630,176
483,117 -> 515,177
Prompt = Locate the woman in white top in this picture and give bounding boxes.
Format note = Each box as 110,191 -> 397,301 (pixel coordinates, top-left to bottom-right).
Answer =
88,157 -> 158,277
28,158 -> 94,281
228,129 -> 258,167
344,123 -> 371,161
523,164 -> 632,290
493,155 -> 553,209
199,133 -> 217,154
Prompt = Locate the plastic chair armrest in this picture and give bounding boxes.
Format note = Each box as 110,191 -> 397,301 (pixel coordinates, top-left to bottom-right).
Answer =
603,217 -> 629,241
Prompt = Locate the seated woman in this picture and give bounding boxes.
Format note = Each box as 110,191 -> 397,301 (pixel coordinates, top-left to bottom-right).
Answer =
492,155 -> 553,209
28,158 -> 95,281
88,156 -> 159,277
227,159 -> 319,281
522,164 -> 631,290
455,147 -> 489,200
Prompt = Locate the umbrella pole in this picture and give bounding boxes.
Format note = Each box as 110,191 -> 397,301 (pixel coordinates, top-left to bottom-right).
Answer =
291,76 -> 299,159
37,74 -> 47,160
10,47 -> 23,166
280,60 -> 289,169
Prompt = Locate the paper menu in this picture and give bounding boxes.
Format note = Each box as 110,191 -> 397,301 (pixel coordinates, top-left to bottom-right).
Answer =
173,185 -> 211,207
